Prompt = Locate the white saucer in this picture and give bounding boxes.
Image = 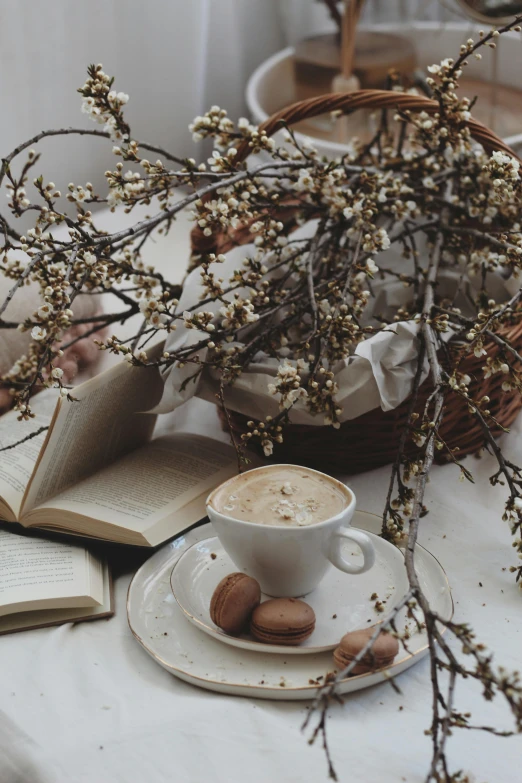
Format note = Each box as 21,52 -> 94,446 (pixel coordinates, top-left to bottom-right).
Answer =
127,511 -> 453,700
170,532 -> 409,654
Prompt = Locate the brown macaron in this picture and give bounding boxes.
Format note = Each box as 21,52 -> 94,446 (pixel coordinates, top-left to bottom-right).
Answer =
250,598 -> 316,646
333,626 -> 399,675
210,572 -> 261,635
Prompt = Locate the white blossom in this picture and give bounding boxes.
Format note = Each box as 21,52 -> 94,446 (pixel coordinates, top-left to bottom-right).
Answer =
366,259 -> 379,275
37,305 -> 52,320
262,439 -> 273,457
31,326 -> 47,341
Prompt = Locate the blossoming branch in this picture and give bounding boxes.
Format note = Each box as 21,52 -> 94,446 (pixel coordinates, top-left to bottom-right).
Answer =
1,22 -> 522,781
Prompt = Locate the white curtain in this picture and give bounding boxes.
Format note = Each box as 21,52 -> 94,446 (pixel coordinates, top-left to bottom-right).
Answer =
0,0 -> 475,198
0,0 -> 284,196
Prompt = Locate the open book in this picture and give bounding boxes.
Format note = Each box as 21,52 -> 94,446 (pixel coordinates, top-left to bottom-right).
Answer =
0,526 -> 112,635
0,354 -> 239,546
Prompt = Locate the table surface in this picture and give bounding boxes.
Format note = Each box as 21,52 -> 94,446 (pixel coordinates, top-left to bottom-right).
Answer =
1,208 -> 521,783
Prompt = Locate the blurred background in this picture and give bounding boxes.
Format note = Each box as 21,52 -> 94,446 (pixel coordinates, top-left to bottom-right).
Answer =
0,0 -> 487,196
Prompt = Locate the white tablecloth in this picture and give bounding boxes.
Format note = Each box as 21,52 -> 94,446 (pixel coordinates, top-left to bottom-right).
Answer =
1,212 -> 521,783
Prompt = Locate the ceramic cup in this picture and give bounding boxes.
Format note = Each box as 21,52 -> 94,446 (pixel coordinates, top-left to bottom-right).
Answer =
206,465 -> 375,597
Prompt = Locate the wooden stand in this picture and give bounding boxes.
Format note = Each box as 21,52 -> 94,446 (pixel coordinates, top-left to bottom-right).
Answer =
293,31 -> 417,101
293,31 -> 417,144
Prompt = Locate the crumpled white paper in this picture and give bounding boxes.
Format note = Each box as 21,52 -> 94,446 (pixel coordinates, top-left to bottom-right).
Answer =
192,318 -> 426,423
156,223 -> 518,424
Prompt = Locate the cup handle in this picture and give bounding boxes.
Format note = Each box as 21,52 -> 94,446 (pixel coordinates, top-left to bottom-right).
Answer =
328,528 -> 375,575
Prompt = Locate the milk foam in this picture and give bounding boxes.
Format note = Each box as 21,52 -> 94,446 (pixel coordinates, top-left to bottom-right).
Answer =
210,466 -> 347,526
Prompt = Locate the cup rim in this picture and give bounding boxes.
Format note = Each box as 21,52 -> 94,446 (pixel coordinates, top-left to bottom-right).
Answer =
206,463 -> 355,531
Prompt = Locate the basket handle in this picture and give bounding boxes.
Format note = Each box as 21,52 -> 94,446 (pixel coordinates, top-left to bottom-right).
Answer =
191,89 -> 520,256
234,89 -> 520,164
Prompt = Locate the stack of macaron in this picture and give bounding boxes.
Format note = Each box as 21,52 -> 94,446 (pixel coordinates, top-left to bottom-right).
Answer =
210,573 -> 316,646
210,573 -> 400,673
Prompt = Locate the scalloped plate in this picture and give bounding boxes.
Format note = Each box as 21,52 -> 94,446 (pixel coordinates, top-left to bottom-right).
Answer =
127,511 -> 453,700
170,531 -> 408,654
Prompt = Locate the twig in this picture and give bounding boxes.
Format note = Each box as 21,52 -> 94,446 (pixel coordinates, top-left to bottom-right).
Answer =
434,305 -> 522,365
0,425 -> 49,452
217,381 -> 244,474
382,339 -> 427,536
321,0 -> 342,31
1,47 -> 522,783
447,15 -> 522,79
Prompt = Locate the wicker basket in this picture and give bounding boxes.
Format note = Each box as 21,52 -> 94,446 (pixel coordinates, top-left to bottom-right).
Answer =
193,90 -> 522,473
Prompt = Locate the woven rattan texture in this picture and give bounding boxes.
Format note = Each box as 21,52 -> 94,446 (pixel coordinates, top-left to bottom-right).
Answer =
193,90 -> 522,471
219,317 -> 522,472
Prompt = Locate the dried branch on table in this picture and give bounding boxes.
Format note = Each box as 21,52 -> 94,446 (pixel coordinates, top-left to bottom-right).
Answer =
1,21 -> 522,783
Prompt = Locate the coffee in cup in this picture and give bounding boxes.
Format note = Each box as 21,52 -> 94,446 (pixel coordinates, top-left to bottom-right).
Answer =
210,465 -> 346,527
207,465 -> 375,597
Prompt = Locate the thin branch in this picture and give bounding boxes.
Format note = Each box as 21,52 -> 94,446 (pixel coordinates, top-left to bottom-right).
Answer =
0,425 -> 49,452
217,381 -> 244,474
321,0 -> 342,31
382,339 -> 427,535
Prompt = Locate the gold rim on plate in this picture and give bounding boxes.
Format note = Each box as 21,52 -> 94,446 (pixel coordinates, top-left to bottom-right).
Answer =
126,512 -> 453,694
170,532 -> 408,655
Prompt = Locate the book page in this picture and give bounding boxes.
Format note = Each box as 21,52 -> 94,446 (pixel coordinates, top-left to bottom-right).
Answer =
0,528 -> 103,616
30,433 -> 239,544
0,557 -> 112,635
22,353 -> 164,515
0,390 -> 57,520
